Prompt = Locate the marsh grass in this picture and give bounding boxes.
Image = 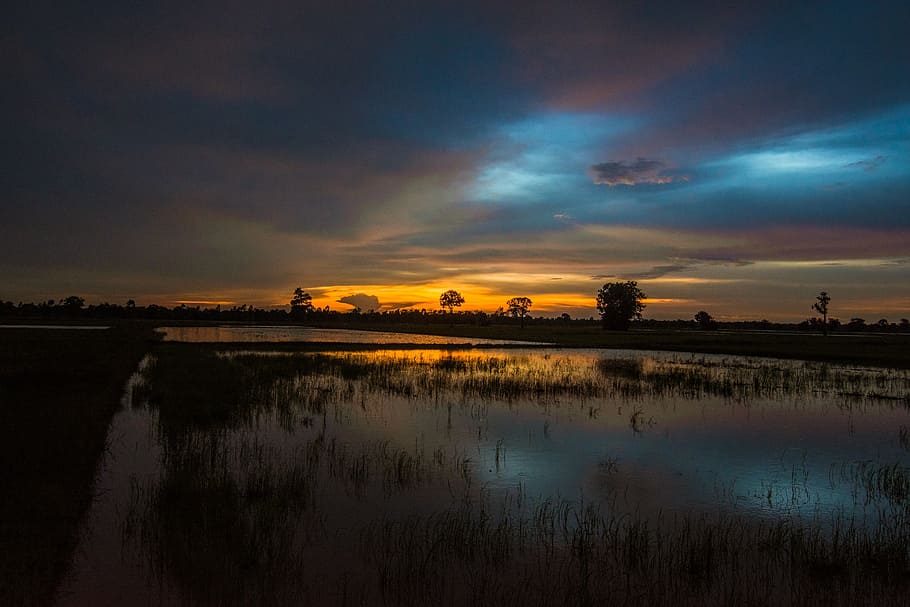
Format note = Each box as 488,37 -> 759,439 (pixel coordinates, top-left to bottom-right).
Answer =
121,421 -> 484,605
834,461 -> 910,507
126,455 -> 910,606
122,432 -> 324,606
355,495 -> 910,607
217,349 -> 910,405
113,346 -> 910,605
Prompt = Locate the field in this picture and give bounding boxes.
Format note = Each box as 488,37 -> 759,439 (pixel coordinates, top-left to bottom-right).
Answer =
2,324 -> 910,606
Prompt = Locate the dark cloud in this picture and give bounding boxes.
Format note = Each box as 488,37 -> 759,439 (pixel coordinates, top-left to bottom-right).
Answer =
622,264 -> 691,280
621,2 -> 910,156
686,226 -> 910,263
502,1 -> 758,109
684,257 -> 754,268
846,155 -> 887,172
590,158 -> 684,186
337,294 -> 380,312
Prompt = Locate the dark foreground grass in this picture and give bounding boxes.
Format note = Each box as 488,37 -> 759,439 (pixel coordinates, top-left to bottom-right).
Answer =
0,325 -> 158,606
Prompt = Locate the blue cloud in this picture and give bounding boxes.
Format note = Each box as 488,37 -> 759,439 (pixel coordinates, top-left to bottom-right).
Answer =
469,112 -> 635,203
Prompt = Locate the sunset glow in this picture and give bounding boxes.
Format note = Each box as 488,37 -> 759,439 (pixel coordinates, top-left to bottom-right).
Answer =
2,2 -> 908,321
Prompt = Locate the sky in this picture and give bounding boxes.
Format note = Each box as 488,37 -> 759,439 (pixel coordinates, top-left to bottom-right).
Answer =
2,0 -> 909,320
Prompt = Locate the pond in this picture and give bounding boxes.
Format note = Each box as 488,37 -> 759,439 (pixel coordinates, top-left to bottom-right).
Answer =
59,348 -> 910,606
156,325 -> 547,345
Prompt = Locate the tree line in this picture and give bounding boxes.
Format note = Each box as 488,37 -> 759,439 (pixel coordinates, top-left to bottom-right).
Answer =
2,282 -> 907,333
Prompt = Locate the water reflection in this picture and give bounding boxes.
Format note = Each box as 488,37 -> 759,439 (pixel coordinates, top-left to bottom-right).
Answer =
61,348 -> 910,605
157,325 -> 546,345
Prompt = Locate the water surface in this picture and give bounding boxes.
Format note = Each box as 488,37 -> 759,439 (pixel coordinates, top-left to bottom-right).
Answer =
156,325 -> 546,345
59,348 -> 910,605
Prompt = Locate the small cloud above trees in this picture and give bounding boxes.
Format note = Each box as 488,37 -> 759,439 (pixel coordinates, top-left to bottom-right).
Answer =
338,293 -> 380,312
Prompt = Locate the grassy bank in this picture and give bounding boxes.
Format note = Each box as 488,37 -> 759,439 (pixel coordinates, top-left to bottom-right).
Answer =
0,325 -> 159,606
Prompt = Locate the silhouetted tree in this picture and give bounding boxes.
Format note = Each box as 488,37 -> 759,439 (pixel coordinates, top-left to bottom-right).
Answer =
62,295 -> 85,315
439,290 -> 464,314
812,291 -> 831,335
506,296 -> 533,328
845,317 -> 866,331
694,310 -> 717,330
290,287 -> 314,317
439,290 -> 465,326
560,312 -> 571,325
596,281 -> 646,330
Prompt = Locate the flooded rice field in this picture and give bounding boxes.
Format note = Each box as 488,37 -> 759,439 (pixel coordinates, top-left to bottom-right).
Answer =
60,348 -> 910,606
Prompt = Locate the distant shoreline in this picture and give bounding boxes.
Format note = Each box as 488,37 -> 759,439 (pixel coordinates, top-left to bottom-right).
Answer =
160,321 -> 910,369
2,319 -> 907,368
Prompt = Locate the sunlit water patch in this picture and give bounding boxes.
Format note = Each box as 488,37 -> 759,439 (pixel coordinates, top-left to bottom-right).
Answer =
60,348 -> 910,606
156,325 -> 547,345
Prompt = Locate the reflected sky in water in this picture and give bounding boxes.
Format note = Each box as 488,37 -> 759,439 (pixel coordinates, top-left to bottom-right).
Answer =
60,348 -> 910,605
157,325 -> 546,345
